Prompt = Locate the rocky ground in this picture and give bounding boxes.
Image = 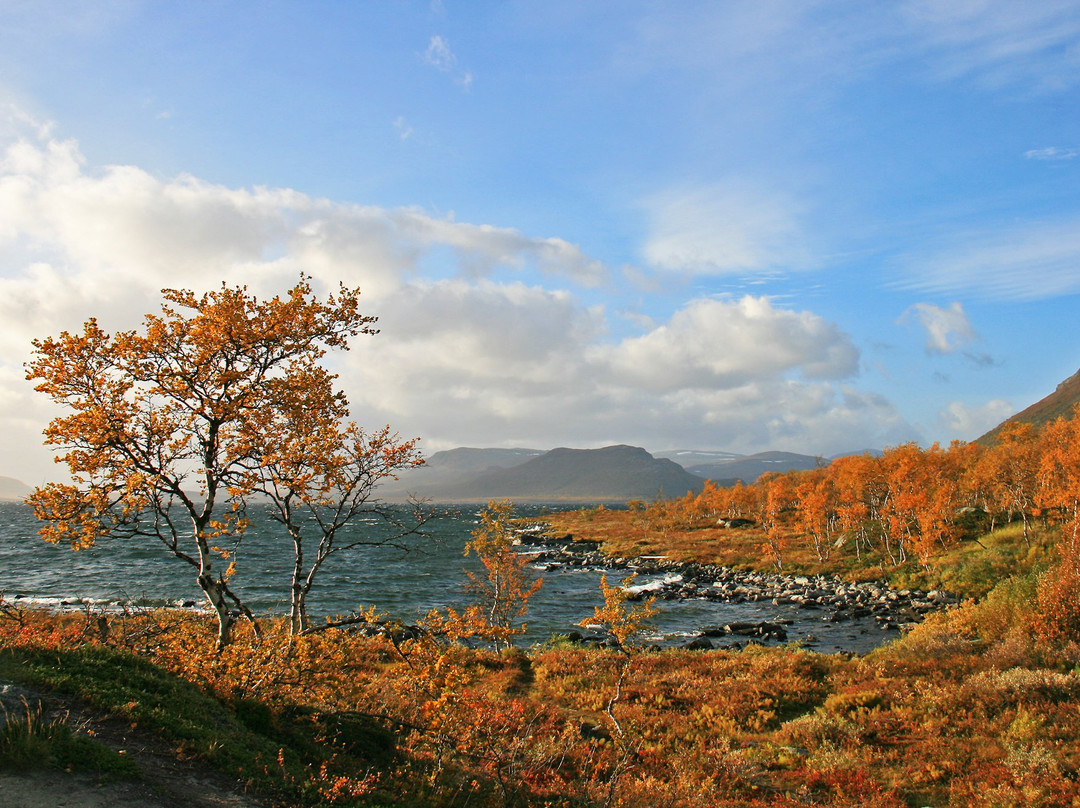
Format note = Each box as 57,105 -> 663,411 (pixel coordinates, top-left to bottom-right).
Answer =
518,529 -> 959,648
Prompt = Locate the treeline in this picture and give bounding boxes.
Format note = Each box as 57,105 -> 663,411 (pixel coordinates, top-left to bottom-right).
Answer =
639,408 -> 1080,572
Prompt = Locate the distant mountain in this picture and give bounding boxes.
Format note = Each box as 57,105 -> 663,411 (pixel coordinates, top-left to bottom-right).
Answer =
0,476 -> 31,501
383,445 -> 704,503
378,447 -> 542,501
978,367 -> 1080,445
653,449 -> 744,467
417,447 -> 544,476
685,451 -> 824,484
829,449 -> 884,461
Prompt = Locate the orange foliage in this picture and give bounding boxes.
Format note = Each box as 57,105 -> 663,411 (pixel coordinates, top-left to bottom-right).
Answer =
25,277 -> 418,647
593,406 -> 1080,583
461,501 -> 543,651
4,592 -> 1080,807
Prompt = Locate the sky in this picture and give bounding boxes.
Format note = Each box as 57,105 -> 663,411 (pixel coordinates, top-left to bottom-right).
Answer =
2,1 -> 1080,485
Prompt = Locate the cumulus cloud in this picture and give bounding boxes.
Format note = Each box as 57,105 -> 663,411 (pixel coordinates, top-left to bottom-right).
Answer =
900,301 -> 976,355
939,399 -> 1014,440
0,127 -> 607,298
599,296 -> 859,392
895,217 -> 1080,301
640,182 -> 813,275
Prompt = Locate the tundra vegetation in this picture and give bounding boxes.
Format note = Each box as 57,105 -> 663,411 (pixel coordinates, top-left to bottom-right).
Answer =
6,280 -> 1080,805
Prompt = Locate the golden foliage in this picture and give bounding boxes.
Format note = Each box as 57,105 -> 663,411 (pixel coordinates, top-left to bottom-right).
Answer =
25,277 -> 412,648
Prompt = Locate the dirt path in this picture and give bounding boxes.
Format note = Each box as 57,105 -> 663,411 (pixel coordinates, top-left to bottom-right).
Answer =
0,681 -> 269,808
0,768 -> 260,808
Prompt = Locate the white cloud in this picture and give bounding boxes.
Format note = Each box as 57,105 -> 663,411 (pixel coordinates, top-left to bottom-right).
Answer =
659,382 -> 911,457
0,113 -> 914,481
900,0 -> 1080,91
896,217 -> 1080,301
423,35 -> 456,72
394,116 -> 414,140
1024,145 -> 1078,160
640,182 -> 813,275
599,296 -> 859,392
939,399 -> 1014,440
0,127 -> 607,298
422,34 -> 472,89
624,2 -> 1080,108
900,301 -> 976,355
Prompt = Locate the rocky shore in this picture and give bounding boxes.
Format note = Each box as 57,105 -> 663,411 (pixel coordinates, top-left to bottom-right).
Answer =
516,527 -> 960,650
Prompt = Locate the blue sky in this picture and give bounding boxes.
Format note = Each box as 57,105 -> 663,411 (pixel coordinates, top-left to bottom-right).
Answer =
2,1 -> 1080,483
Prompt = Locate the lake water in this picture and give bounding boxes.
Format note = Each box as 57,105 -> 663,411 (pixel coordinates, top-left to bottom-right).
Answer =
0,501 -> 898,653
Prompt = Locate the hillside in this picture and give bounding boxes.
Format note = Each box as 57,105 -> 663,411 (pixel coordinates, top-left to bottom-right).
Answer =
378,447 -> 542,501
391,444 -> 705,503
978,366 -> 1080,444
0,476 -> 31,501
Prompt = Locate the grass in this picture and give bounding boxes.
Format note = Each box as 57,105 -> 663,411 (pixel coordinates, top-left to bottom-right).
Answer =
0,697 -> 140,779
890,522 -> 1057,597
0,566 -> 1077,807
0,644 -> 397,804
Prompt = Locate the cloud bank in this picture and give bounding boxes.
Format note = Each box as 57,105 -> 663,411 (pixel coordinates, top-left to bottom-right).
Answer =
0,117 -> 912,481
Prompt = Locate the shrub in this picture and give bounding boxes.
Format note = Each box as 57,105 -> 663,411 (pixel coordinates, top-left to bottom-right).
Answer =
1035,560 -> 1080,652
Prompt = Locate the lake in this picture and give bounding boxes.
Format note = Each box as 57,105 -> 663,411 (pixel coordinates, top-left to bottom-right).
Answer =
0,501 -> 900,653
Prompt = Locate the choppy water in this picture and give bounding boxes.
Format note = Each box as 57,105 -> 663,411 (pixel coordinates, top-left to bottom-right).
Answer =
0,501 -> 898,653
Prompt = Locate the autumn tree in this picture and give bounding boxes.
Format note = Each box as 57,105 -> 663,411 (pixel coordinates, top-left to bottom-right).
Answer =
794,468 -> 836,562
759,472 -> 796,570
910,441 -> 968,566
242,417 -> 427,636
460,500 -> 543,651
1038,407 -> 1080,565
26,278 -> 387,648
829,452 -> 881,560
979,421 -> 1042,545
578,574 -> 658,807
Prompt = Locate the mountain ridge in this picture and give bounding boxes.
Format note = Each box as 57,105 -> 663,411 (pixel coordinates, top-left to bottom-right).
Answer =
0,476 -> 32,501
2,446 -> 869,504
977,366 -> 1080,445
381,444 -> 706,503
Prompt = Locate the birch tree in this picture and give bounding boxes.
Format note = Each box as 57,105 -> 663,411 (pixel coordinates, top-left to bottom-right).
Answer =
26,278 -> 384,648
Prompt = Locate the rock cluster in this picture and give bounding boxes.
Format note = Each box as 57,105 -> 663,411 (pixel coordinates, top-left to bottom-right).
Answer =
515,525 -> 959,649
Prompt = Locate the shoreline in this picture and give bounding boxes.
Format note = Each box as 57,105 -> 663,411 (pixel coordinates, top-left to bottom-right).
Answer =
517,526 -> 960,650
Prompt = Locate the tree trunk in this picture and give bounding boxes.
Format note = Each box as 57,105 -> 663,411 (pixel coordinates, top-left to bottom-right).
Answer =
198,572 -> 237,650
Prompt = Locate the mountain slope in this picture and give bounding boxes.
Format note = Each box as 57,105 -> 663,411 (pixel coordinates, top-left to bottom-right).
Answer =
377,447 -> 542,500
0,476 -> 31,501
388,445 -> 705,503
685,451 -> 824,484
421,447 -> 544,474
653,449 -> 744,467
978,366 -> 1080,445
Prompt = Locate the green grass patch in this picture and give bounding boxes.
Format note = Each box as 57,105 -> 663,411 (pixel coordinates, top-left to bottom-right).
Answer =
0,698 -> 140,778
0,645 -> 397,805
889,522 -> 1056,598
